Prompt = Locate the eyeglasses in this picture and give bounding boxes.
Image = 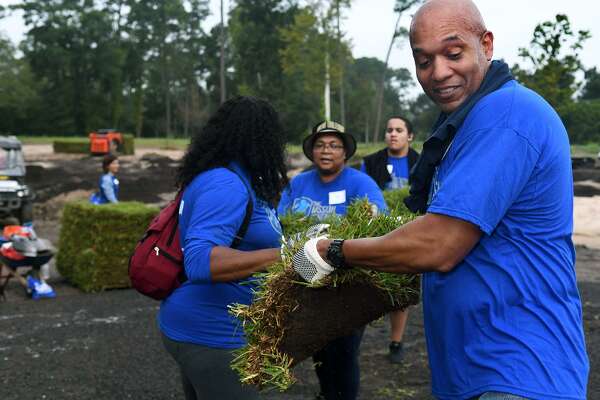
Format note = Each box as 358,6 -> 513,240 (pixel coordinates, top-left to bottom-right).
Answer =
313,143 -> 344,152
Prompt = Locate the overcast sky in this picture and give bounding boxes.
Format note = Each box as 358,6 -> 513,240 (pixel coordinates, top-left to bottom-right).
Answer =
1,0 -> 598,97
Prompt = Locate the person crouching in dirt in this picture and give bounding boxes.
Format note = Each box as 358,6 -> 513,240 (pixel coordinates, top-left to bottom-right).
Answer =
360,115 -> 420,365
278,120 -> 386,400
90,154 -> 119,204
159,96 -> 287,400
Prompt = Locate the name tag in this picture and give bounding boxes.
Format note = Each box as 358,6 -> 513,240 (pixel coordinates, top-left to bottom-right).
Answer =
386,164 -> 393,174
328,190 -> 346,205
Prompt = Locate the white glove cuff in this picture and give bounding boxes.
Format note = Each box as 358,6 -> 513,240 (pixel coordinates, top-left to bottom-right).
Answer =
293,236 -> 334,283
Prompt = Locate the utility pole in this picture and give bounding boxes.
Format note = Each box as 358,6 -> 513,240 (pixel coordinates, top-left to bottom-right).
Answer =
336,0 -> 346,125
324,52 -> 331,120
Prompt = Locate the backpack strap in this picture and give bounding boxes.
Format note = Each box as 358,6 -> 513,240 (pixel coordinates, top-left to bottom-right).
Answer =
226,167 -> 254,249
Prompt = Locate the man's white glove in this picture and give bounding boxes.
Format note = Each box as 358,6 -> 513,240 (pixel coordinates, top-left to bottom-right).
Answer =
281,223 -> 331,257
292,236 -> 334,284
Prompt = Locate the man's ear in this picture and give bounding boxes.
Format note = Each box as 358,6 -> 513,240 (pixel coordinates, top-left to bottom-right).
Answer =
481,30 -> 494,61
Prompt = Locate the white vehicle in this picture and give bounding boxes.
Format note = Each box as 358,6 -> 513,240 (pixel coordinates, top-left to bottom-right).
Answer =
0,136 -> 34,223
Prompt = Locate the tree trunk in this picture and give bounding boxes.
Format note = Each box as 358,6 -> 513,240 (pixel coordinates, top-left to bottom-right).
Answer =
372,10 -> 403,143
134,86 -> 144,138
372,0 -> 421,142
219,0 -> 227,104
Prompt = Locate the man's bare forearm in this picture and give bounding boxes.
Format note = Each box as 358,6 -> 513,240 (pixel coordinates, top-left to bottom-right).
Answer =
317,213 -> 482,274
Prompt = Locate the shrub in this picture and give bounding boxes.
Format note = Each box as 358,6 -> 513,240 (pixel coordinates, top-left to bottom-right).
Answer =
53,139 -> 89,154
121,133 -> 135,155
57,201 -> 158,292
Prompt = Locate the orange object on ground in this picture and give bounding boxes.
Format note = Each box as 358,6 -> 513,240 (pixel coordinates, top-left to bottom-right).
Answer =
89,129 -> 123,155
2,225 -> 30,239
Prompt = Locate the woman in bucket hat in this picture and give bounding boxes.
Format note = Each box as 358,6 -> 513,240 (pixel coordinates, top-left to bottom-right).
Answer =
278,120 -> 386,400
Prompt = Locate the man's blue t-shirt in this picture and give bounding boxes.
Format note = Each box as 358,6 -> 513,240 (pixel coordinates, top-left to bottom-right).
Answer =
277,167 -> 387,219
158,163 -> 282,349
425,81 -> 589,399
360,155 -> 409,190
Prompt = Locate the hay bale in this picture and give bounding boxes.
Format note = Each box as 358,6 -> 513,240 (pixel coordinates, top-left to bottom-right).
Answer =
231,200 -> 420,391
53,139 -> 89,154
57,201 -> 158,292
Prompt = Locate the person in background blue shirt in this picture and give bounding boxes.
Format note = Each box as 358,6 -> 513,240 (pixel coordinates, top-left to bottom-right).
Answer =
278,120 -> 386,400
159,96 -> 288,400
292,1 -> 589,399
361,116 -> 420,191
90,154 -> 119,204
361,116 -> 420,365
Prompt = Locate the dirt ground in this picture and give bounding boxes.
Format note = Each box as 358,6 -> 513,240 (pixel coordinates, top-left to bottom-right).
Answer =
0,145 -> 598,399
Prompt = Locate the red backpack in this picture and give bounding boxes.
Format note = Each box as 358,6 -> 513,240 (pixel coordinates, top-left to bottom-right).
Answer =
129,170 -> 253,300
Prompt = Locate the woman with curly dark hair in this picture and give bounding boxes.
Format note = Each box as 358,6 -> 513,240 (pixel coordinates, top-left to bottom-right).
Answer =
158,96 -> 288,400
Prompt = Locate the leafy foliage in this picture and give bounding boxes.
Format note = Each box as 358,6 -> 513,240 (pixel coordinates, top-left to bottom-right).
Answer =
513,14 -> 590,110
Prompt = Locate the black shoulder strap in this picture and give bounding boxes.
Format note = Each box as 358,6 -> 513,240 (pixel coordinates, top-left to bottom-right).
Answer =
226,167 -> 254,249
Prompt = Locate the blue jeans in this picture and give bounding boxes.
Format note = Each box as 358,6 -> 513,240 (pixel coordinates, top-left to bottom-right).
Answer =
313,327 -> 365,400
478,392 -> 529,400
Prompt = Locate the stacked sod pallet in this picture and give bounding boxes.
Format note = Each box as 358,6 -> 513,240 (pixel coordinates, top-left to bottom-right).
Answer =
57,201 -> 158,292
230,197 -> 419,391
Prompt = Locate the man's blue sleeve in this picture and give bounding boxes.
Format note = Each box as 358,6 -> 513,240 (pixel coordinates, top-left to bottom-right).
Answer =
100,175 -> 118,203
182,173 -> 248,282
428,128 -> 539,235
277,184 -> 293,216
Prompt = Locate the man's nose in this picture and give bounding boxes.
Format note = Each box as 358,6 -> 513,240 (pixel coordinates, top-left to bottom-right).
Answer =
431,58 -> 453,82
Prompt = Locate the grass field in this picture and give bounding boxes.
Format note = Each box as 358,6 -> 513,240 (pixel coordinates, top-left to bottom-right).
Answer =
15,135 -> 599,157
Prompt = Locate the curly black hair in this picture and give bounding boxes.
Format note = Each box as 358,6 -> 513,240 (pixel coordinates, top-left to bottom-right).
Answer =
176,96 -> 288,205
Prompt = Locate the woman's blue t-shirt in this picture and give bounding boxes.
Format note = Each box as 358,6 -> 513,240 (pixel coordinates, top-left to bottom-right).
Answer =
158,163 -> 282,349
277,167 -> 387,218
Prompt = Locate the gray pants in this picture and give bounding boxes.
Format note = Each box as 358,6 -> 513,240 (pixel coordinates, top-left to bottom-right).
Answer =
161,333 -> 260,400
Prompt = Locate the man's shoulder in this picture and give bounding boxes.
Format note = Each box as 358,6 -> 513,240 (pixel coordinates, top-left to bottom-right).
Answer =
467,80 -> 563,136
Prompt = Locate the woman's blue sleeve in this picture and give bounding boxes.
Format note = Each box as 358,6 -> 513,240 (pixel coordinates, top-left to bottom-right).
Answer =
182,173 -> 248,282
100,175 -> 118,203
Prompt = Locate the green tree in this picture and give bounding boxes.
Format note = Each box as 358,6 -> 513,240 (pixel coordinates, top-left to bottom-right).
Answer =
372,0 -> 422,142
277,3 -> 355,139
0,35 -> 40,133
17,0 -> 126,134
344,57 -> 414,142
581,67 -> 600,100
512,14 -> 590,110
406,93 -> 437,139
